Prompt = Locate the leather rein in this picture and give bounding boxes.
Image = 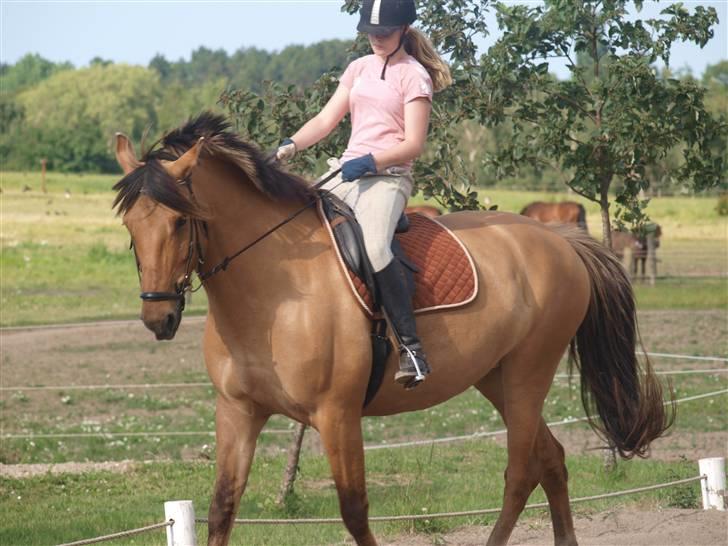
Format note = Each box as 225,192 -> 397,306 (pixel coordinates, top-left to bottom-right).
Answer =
132,167 -> 342,307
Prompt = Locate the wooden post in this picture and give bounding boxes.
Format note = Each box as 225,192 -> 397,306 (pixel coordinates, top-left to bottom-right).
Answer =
164,500 -> 197,546
40,159 -> 47,194
647,232 -> 657,286
623,245 -> 634,281
276,423 -> 307,505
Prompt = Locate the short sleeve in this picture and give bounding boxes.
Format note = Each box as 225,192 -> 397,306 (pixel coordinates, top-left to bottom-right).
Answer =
403,63 -> 433,104
339,60 -> 359,90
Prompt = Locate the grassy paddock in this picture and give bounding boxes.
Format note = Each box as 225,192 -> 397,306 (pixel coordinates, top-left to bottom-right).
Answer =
0,448 -> 703,546
0,171 -> 119,195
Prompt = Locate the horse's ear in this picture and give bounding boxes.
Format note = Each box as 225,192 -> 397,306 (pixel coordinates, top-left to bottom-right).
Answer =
115,133 -> 143,174
164,137 -> 205,180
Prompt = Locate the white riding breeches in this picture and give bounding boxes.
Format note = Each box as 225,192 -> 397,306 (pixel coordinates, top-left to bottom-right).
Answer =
320,158 -> 413,272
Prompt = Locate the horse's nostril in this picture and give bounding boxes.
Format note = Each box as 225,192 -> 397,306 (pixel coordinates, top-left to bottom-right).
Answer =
165,313 -> 176,332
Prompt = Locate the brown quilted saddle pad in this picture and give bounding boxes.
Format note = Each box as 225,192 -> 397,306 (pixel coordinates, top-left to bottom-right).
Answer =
320,204 -> 478,317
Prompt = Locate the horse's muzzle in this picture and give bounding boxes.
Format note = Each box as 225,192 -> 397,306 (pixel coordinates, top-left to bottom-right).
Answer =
141,304 -> 182,340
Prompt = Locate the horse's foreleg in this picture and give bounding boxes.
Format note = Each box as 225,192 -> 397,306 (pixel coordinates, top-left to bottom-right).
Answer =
316,408 -> 377,546
207,395 -> 269,546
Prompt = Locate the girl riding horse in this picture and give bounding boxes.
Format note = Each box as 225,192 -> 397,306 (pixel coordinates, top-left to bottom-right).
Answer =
276,0 -> 451,389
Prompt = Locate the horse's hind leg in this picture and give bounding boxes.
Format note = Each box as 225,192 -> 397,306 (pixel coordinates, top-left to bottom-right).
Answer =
475,360 -> 577,546
535,423 -> 576,546
315,407 -> 377,546
207,394 -> 269,546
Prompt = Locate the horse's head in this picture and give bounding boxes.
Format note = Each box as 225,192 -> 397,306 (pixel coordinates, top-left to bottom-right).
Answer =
113,133 -> 206,340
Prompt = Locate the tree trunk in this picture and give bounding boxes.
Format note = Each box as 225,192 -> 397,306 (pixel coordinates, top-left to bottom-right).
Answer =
599,172 -> 613,249
600,200 -> 612,249
276,423 -> 307,505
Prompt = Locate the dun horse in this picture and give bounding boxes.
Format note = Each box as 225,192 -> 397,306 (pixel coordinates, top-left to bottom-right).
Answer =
520,201 -> 588,231
113,114 -> 670,546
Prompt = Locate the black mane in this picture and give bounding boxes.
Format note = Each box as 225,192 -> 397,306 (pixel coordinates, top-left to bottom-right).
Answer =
113,112 -> 315,217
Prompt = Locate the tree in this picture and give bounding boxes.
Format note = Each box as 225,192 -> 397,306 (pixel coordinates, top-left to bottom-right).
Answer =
15,64 -> 161,171
0,53 -> 73,95
478,0 -> 726,245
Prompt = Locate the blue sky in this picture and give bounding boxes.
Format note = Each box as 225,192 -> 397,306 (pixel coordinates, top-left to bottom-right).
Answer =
1,1 -> 726,79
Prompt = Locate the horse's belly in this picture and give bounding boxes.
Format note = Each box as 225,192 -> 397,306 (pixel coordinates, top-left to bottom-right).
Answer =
362,308 -> 507,416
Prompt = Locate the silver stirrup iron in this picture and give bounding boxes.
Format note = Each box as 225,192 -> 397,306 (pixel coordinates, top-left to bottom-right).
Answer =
402,344 -> 426,381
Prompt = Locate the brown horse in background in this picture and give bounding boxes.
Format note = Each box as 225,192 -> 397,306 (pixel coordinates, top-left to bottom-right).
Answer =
405,204 -> 442,218
520,201 -> 588,231
113,113 -> 670,546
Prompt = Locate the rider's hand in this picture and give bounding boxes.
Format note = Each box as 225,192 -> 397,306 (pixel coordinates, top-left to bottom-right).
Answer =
341,153 -> 377,182
276,138 -> 297,162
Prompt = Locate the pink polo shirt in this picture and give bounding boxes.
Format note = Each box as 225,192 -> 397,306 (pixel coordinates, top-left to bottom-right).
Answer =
339,54 -> 433,170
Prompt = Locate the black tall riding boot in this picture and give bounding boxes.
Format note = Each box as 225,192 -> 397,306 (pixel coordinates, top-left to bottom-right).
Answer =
374,259 -> 431,389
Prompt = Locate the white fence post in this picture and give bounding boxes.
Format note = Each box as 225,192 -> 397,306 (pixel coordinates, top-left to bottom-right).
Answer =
698,457 -> 726,511
165,500 -> 197,546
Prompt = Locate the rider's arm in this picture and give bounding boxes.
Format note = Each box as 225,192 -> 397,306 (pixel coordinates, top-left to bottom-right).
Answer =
289,84 -> 350,151
371,98 -> 431,171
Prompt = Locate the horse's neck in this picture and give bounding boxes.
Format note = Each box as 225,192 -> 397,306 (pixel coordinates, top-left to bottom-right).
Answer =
195,159 -> 324,309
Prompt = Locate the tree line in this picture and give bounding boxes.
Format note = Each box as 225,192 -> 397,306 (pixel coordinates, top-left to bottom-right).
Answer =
0,41 -> 352,173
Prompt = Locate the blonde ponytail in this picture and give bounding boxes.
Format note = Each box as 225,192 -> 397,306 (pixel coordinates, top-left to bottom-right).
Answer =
404,28 -> 452,92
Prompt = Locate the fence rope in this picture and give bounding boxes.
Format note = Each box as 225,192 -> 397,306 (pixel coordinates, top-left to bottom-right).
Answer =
363,388 -> 728,451
3,359 -> 725,392
644,352 -> 728,362
554,368 -> 727,379
0,382 -> 211,392
1,429 -> 291,440
56,519 -> 173,546
192,475 -> 705,525
4,389 -> 725,442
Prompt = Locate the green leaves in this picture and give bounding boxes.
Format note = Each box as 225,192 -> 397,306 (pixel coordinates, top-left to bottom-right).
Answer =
219,0 -> 724,226
480,0 -> 726,239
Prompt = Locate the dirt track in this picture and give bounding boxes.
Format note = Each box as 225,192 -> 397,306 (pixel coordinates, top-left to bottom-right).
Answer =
386,508 -> 727,546
2,313 -> 726,546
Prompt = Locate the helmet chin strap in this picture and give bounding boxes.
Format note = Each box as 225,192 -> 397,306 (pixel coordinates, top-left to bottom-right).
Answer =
380,28 -> 407,80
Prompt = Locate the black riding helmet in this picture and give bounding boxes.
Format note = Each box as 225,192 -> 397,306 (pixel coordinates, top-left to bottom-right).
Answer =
357,0 -> 416,36
357,0 -> 417,80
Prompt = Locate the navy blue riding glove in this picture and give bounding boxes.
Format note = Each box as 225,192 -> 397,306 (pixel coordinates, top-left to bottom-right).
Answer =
341,153 -> 377,182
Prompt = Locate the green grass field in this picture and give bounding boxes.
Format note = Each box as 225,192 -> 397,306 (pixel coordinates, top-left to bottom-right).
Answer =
0,445 -> 704,546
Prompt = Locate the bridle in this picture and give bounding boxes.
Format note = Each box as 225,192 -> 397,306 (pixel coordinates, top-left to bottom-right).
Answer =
132,175 -> 207,310
131,166 -> 342,310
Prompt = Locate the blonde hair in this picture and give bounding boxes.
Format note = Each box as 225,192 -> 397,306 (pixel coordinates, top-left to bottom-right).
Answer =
404,28 -> 452,92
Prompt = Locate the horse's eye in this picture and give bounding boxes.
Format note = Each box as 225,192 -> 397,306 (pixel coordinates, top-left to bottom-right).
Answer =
175,217 -> 188,231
